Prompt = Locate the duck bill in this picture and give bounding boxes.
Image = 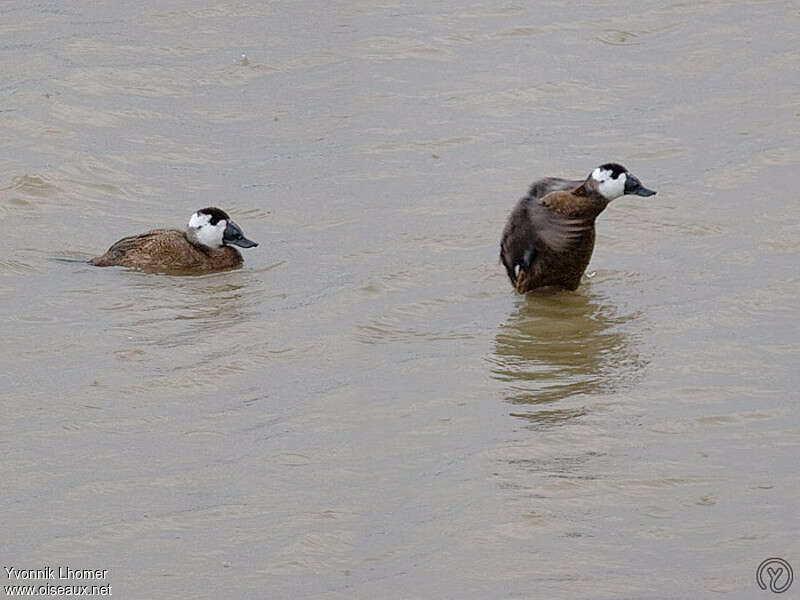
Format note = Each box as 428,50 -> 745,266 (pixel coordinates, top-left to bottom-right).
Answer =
223,221 -> 259,248
624,175 -> 657,197
229,236 -> 258,248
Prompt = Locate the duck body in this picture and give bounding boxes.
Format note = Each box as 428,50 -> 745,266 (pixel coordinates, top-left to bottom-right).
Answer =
89,207 -> 257,274
89,228 -> 246,272
500,163 -> 655,293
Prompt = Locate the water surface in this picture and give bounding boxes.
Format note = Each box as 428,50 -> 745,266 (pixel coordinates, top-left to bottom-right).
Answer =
1,1 -> 799,598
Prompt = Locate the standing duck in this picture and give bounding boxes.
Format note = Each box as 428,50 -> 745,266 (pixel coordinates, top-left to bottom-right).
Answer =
90,207 -> 258,273
500,163 -> 655,292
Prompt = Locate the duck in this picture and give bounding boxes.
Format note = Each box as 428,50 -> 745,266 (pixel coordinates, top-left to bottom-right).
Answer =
89,207 -> 258,273
500,163 -> 655,293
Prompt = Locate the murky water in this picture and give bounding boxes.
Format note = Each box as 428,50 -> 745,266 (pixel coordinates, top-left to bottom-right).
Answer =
2,1 -> 799,598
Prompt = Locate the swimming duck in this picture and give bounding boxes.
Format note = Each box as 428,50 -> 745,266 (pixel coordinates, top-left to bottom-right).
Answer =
90,207 -> 258,273
500,163 -> 655,293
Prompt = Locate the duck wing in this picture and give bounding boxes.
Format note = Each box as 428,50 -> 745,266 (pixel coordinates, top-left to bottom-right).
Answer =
527,177 -> 582,200
500,191 -> 592,284
89,229 -> 182,266
527,195 -> 592,252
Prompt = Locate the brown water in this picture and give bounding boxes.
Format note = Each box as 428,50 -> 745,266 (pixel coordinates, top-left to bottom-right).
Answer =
2,1 -> 799,598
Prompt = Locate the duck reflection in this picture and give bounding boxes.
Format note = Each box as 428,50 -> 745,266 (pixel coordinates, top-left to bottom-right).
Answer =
118,270 -> 264,350
491,287 -> 645,427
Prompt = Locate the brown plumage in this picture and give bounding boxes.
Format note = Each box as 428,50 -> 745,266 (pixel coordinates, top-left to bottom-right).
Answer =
89,207 -> 258,274
500,164 -> 655,293
89,229 -> 244,273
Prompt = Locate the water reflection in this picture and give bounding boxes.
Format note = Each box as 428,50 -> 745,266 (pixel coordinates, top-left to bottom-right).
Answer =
120,271 -> 262,346
68,268 -> 272,396
491,287 -> 645,426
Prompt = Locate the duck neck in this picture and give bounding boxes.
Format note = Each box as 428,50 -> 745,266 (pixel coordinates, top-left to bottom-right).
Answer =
571,184 -> 611,216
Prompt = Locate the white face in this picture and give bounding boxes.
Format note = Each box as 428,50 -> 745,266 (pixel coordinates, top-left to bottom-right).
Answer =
188,211 -> 226,248
591,167 -> 627,200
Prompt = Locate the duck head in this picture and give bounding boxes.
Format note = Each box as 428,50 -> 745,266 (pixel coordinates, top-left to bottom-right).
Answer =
186,207 -> 258,250
588,163 -> 656,201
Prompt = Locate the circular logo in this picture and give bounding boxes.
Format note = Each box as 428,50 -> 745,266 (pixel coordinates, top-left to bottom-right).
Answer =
756,558 -> 793,594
